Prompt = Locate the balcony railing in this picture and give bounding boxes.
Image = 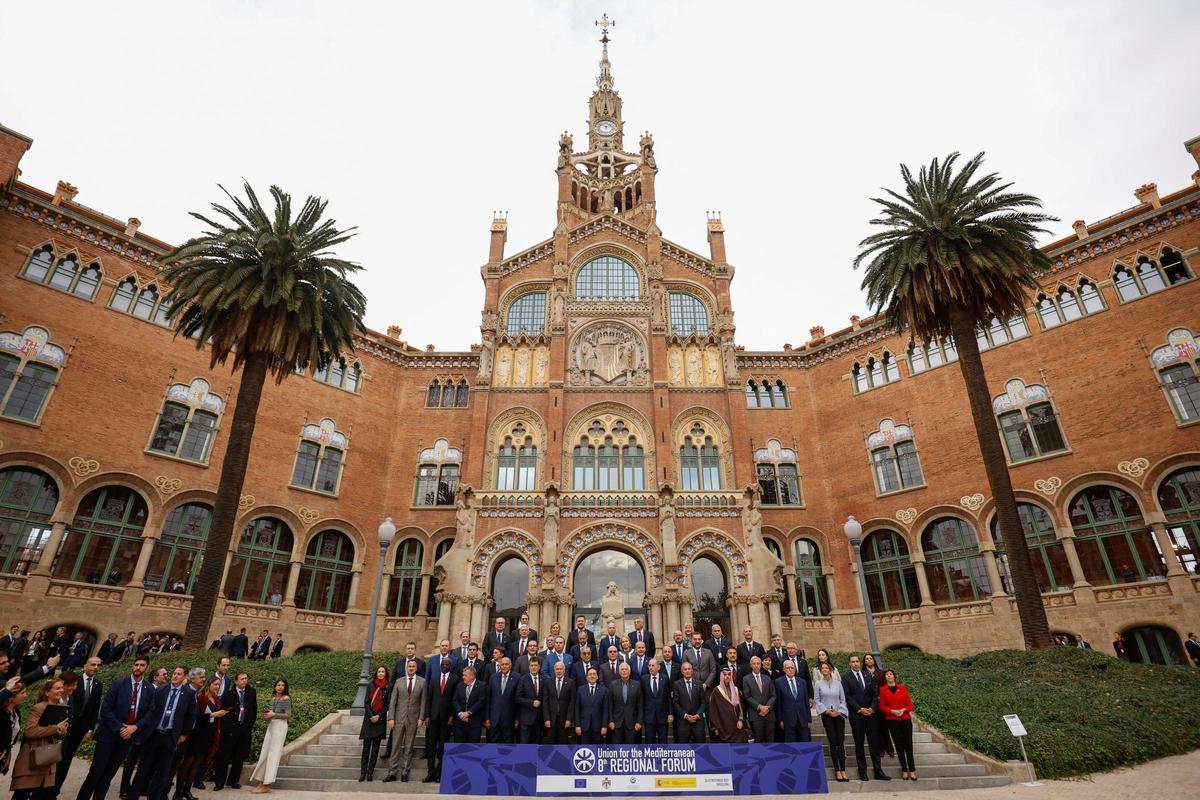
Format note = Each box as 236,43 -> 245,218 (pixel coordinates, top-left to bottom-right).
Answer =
562,492 -> 657,518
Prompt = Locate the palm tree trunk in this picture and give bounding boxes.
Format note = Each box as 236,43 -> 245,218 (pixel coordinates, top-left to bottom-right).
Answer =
948,305 -> 1053,650
182,350 -> 271,648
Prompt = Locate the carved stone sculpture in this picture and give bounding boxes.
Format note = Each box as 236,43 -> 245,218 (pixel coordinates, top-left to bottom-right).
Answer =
600,581 -> 625,632
569,322 -> 648,386
704,346 -> 721,386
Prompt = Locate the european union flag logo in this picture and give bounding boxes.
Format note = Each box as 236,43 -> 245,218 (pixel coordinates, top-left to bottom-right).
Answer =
574,779 -> 587,788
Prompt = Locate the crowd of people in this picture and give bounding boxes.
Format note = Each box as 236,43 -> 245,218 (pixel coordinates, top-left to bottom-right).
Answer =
206,631 -> 283,662
361,615 -> 920,784
1,649 -> 289,800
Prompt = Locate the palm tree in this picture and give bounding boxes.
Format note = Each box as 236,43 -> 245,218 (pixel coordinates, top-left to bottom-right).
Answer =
160,182 -> 367,648
855,152 -> 1057,650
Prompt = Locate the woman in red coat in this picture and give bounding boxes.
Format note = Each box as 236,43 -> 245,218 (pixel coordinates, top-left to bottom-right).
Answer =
876,669 -> 917,781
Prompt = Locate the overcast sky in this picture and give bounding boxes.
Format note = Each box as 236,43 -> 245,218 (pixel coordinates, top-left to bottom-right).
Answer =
3,1 -> 1198,351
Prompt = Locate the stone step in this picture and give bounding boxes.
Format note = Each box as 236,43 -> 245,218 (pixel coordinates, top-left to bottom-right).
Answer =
823,763 -> 987,778
273,778 -> 440,792
828,775 -> 1012,792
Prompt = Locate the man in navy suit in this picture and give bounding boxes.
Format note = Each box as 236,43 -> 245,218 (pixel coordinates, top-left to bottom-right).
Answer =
843,655 -> 888,781
269,633 -> 284,659
671,661 -> 706,744
76,656 -> 156,800
571,646 -> 597,687
514,655 -> 546,743
736,626 -> 766,667
571,616 -> 596,649
132,666 -> 196,800
453,666 -> 486,743
598,622 -> 621,660
540,637 -> 572,678
573,666 -> 608,745
639,658 -> 672,745
212,671 -> 257,789
627,641 -> 650,682
543,661 -> 575,745
627,618 -> 655,656
774,660 -> 810,742
658,646 -> 681,683
486,658 -> 519,743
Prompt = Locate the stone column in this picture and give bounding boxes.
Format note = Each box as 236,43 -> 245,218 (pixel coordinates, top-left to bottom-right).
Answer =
785,576 -> 801,616
416,575 -> 433,619
1150,522 -> 1186,577
650,601 -> 665,642
1058,534 -> 1089,588
981,548 -> 1006,598
665,598 -> 681,638
33,521 -> 68,577
469,600 -> 485,642
526,599 -> 540,638
283,560 -> 302,607
823,572 -> 838,612
747,597 -> 767,635
912,559 -> 934,606
767,598 -> 783,636
541,598 -> 557,637
556,596 -> 574,635
680,597 -> 694,629
347,569 -> 363,612
435,593 -> 452,643
130,535 -> 158,588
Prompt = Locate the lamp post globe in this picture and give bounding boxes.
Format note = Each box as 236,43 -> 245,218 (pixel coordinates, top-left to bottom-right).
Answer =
353,516 -> 396,714
845,515 -> 883,671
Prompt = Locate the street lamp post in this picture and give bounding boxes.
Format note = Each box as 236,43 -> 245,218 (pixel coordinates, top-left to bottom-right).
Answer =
845,515 -> 884,671
352,516 -> 396,715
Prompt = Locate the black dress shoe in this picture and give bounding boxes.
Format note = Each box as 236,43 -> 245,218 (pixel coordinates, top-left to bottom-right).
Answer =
401,772 -> 409,783
422,775 -> 436,783
382,775 -> 396,783
229,785 -> 241,790
212,786 -> 224,792
859,772 -> 869,781
357,774 -> 366,782
874,772 -> 891,781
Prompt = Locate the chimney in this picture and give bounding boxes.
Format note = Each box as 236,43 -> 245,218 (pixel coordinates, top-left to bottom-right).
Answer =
124,217 -> 141,237
1072,220 -> 1088,240
488,212 -> 508,263
850,315 -> 862,331
386,325 -> 402,339
1185,134 -> 1200,168
808,325 -> 826,344
706,211 -> 727,263
1134,183 -> 1161,208
53,180 -> 78,205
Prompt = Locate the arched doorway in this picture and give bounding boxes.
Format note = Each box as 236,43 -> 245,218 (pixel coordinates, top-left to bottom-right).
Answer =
690,556 -> 729,639
573,548 -> 647,634
492,556 -> 529,632
1123,625 -> 1186,665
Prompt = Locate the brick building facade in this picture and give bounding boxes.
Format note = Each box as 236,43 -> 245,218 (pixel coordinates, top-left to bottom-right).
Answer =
1,38 -> 1199,662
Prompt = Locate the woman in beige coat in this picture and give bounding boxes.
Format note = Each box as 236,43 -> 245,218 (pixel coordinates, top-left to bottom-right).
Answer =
11,677 -> 69,799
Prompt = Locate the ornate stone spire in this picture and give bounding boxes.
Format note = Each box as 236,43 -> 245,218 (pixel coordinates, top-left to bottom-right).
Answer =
596,13 -> 615,91
588,13 -> 622,151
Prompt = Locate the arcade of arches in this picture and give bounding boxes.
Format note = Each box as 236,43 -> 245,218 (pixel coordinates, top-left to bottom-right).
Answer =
2,42 -> 1200,663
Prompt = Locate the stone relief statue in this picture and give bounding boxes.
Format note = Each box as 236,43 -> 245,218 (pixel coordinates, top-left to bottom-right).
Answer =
667,348 -> 683,385
704,346 -> 721,386
600,581 -> 625,631
685,347 -> 702,387
569,322 -> 648,386
721,340 -> 739,383
740,483 -> 764,549
455,484 -> 478,546
650,284 -> 665,326
495,347 -> 512,386
478,336 -> 495,381
558,132 -> 573,169
551,286 -> 566,327
533,347 -> 549,385
658,484 -> 678,566
514,347 -> 530,385
639,132 -> 656,169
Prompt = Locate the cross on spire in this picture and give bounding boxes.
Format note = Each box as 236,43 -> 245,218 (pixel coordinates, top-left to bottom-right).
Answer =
594,13 -> 616,91
595,13 -> 615,44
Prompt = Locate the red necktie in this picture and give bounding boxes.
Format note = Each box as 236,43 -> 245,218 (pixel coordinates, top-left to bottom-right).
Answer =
533,676 -> 539,694
520,640 -> 526,656
127,680 -> 139,724
440,675 -> 447,694
408,677 -> 413,696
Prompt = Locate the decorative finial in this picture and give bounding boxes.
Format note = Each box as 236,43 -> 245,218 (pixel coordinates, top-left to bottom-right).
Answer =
595,13 -> 615,90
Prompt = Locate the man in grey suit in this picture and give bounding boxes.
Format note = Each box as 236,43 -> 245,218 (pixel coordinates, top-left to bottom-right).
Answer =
383,659 -> 425,783
684,632 -> 717,688
607,662 -> 643,744
741,656 -> 776,743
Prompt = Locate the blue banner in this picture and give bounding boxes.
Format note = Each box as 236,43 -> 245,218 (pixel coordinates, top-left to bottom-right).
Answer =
441,743 -> 828,795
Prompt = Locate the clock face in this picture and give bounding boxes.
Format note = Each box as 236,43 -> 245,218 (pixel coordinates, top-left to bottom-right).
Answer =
595,120 -> 617,136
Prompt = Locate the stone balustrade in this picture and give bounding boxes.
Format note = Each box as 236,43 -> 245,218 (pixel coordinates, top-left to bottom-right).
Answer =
561,491 -> 657,517
1093,579 -> 1172,603
223,600 -> 282,620
47,578 -> 124,603
141,590 -> 192,611
933,598 -> 994,620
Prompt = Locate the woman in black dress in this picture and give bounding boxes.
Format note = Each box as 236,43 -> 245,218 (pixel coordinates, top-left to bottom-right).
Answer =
359,666 -> 389,782
173,676 -> 228,800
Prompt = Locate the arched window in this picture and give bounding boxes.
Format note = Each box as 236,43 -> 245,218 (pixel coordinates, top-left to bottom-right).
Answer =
54,486 -> 147,585
754,439 -> 801,506
764,537 -> 791,614
0,467 -> 58,575
679,422 -> 722,491
1122,625 -> 1186,666
1158,467 -> 1200,574
426,538 -> 453,616
145,503 -> 211,594
575,255 -> 640,299
296,530 -> 354,614
131,285 -> 160,321
990,503 -> 1073,593
148,379 -> 224,463
975,315 -> 1029,351
0,326 -> 66,423
20,245 -> 55,283
793,538 -> 829,616
1113,264 -> 1142,301
225,517 -> 294,605
21,247 -> 103,301
690,555 -> 729,639
1037,282 -> 1095,329
455,380 -> 469,407
1159,246 -> 1193,285
109,276 -> 138,312
314,358 -> 362,393
1069,486 -> 1164,585
388,538 -> 424,617
291,418 -> 348,495
426,380 -> 441,407
921,517 -> 993,603
427,378 -> 467,407
668,292 -> 710,335
861,530 -> 921,611
867,419 -> 924,494
853,353 -> 900,393
571,419 -> 644,491
1077,278 -> 1104,313
496,423 -> 538,491
573,548 -> 647,630
993,379 -> 1067,462
745,380 -> 760,408
414,439 -> 461,506
1151,329 -> 1200,423
507,292 -> 547,335
907,338 -> 958,374
492,556 -> 529,629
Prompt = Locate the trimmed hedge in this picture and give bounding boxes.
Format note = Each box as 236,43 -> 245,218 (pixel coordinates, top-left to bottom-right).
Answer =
30,646 -> 1200,779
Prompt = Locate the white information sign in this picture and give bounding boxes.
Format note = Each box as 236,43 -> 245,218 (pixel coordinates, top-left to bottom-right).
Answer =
1003,714 -> 1027,737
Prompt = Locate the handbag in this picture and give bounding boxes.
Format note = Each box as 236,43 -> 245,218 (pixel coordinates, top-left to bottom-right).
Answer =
32,740 -> 63,767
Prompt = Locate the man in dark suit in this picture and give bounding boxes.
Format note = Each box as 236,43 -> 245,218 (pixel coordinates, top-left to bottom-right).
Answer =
742,656 -> 775,743
658,646 -> 681,683
598,622 -> 621,660
540,637 -> 572,678
843,656 -> 888,782
1073,634 -> 1092,649
50,626 -> 72,660
391,641 -> 427,686
640,658 -> 672,745
601,646 -> 624,686
543,661 -> 574,745
212,657 -> 233,699
568,630 -> 592,662
775,660 -> 810,742
423,658 -> 459,782
627,642 -> 650,682
607,662 -> 643,744
704,624 -> 732,669
251,632 -> 271,660
229,629 -> 249,660
514,655 -> 546,743
96,633 -> 119,666
785,642 -> 812,700
573,667 -> 607,745
425,639 -> 459,685
767,634 -> 788,679
481,646 -> 506,683
453,665 -> 486,743
0,625 -> 20,668
269,633 -> 284,659
671,661 -> 706,744
75,656 -> 156,800
212,671 -> 257,789
509,625 -> 536,664
571,646 -> 597,688
132,666 -> 196,800
57,656 -> 104,794
669,630 -> 688,667
482,617 -> 510,663
485,658 -> 519,743
627,618 -> 655,656
459,643 -> 485,679
218,630 -> 234,656
736,626 -> 765,667
684,633 -> 717,689
571,616 -> 596,650
516,613 -> 538,650
1186,632 -> 1200,667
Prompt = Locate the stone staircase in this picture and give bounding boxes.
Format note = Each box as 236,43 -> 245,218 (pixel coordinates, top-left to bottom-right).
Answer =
272,712 -> 1011,793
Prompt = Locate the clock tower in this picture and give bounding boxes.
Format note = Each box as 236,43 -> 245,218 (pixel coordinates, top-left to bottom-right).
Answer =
588,14 -> 623,151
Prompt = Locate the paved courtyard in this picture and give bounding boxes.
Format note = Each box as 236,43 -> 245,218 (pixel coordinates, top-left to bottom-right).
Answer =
10,748 -> 1196,800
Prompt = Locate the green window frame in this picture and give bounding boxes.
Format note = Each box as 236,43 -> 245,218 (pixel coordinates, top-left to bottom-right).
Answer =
224,517 -> 294,605
0,355 -> 58,423
793,538 -> 829,616
1068,485 -> 1164,585
998,401 -> 1067,462
991,503 -> 1074,593
860,529 -> 921,612
0,467 -> 58,575
920,517 -> 993,604
389,538 -> 424,617
144,503 -> 211,594
53,486 -> 147,584
1158,467 -> 1200,574
296,530 -> 354,614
